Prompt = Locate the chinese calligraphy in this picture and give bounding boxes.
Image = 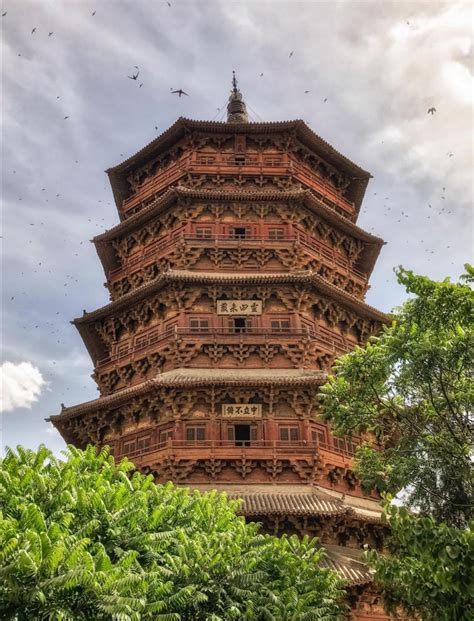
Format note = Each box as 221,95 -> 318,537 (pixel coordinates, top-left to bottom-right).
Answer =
217,300 -> 262,315
221,404 -> 262,418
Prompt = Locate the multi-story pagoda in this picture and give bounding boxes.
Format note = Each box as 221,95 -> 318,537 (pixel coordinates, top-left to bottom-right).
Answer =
51,75 -> 397,620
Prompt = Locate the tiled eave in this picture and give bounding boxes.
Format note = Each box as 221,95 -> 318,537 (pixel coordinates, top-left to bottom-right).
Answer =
48,368 -> 326,421
75,269 -> 389,326
105,118 -> 371,212
92,187 -> 384,276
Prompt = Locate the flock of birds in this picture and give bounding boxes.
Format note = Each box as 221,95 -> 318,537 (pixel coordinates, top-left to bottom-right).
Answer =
1,6 -> 462,405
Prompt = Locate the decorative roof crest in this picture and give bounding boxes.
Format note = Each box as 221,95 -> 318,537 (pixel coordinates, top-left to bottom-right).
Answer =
227,70 -> 249,123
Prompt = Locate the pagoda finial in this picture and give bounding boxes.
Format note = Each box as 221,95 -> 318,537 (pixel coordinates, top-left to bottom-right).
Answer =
227,70 -> 248,123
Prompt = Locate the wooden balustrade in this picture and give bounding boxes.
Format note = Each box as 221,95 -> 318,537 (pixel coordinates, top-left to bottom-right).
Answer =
120,157 -> 354,218
118,437 -> 358,463
96,326 -> 350,369
108,229 -> 367,284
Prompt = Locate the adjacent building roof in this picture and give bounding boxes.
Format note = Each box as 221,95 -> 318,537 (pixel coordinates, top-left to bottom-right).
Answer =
49,368 -> 327,421
322,545 -> 374,586
105,118 -> 371,212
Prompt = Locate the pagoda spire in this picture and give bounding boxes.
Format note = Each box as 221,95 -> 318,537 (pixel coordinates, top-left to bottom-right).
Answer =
226,71 -> 249,123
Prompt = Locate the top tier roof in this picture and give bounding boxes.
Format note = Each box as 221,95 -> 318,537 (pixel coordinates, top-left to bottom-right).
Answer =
106,117 -> 371,214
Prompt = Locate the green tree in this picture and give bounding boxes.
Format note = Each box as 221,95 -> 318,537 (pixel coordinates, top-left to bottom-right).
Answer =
0,445 -> 345,621
320,266 -> 474,620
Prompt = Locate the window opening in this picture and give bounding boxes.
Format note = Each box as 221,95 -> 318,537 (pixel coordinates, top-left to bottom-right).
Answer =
270,319 -> 290,332
196,227 -> 212,239
234,424 -> 251,446
232,227 -> 247,239
159,429 -> 173,445
279,426 -> 300,442
189,318 -> 209,333
232,317 -> 250,333
186,426 -> 206,442
268,228 -> 284,240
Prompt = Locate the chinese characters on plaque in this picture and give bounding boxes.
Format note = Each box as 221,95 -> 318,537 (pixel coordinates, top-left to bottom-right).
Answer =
217,300 -> 262,315
221,404 -> 262,418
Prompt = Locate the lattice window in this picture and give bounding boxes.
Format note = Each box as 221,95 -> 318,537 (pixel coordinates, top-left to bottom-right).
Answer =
268,228 -> 284,240
196,227 -> 212,239
137,435 -> 151,451
185,426 -> 206,442
312,427 -> 327,448
263,156 -> 282,166
122,439 -> 136,454
270,319 -> 290,332
189,318 -> 209,333
159,429 -> 173,444
279,426 -> 300,442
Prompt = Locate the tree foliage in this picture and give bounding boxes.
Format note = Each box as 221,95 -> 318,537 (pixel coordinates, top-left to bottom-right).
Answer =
320,266 -> 474,619
0,445 -> 345,621
321,266 -> 473,527
365,503 -> 474,621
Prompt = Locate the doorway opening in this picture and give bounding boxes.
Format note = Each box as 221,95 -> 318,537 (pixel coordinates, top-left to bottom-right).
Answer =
232,317 -> 248,333
234,424 -> 251,446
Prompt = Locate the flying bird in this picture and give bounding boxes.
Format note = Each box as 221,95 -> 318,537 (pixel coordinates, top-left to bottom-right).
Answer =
171,89 -> 189,97
64,116 -> 69,119
48,32 -> 54,36
92,11 -> 96,16
304,90 -> 310,94
323,98 -> 328,102
427,107 -> 436,115
31,27 -> 37,34
2,12 -> 7,16
128,68 -> 140,80
260,72 -> 264,77
289,51 -> 294,57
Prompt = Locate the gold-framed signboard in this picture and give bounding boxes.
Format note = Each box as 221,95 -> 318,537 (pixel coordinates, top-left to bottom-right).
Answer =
221,404 -> 262,418
217,300 -> 262,315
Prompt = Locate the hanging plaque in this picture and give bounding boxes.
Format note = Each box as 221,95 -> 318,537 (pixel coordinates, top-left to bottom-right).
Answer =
217,300 -> 262,315
222,404 -> 262,418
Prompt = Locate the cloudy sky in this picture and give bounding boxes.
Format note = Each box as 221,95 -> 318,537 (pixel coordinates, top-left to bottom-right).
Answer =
1,0 -> 472,455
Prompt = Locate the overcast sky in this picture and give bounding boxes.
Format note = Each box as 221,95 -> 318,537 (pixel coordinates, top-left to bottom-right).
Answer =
1,0 -> 472,455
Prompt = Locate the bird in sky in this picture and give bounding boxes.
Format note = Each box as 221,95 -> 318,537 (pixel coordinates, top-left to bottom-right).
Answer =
289,51 -> 294,58
323,98 -> 328,102
48,32 -> 54,36
31,27 -> 37,34
92,11 -> 96,16
2,12 -> 7,17
64,116 -> 69,119
128,68 -> 140,80
171,89 -> 189,97
427,107 -> 436,115
304,90 -> 310,94
260,72 -> 264,77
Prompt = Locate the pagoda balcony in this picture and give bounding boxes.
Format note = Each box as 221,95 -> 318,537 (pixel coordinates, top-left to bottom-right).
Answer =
107,231 -> 368,291
96,326 -> 350,371
121,154 -> 354,220
114,438 -> 356,470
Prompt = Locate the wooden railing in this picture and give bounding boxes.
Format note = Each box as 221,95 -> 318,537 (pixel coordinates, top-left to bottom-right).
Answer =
96,326 -> 350,369
119,437 -> 358,462
108,230 -> 367,284
120,156 -> 355,219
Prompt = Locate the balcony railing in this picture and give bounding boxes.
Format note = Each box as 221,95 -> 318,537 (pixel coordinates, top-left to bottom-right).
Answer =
120,155 -> 355,219
118,438 -> 358,463
108,230 -> 366,284
96,326 -> 349,369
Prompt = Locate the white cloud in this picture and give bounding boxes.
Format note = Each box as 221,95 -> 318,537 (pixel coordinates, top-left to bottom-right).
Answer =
0,362 -> 46,413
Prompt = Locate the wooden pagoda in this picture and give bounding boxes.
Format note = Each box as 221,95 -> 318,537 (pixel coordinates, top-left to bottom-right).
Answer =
51,75 -> 399,620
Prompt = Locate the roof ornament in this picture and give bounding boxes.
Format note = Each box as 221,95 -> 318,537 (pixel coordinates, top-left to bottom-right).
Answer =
227,70 -> 249,123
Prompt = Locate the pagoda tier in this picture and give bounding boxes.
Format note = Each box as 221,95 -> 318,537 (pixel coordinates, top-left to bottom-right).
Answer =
50,79 -> 404,620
